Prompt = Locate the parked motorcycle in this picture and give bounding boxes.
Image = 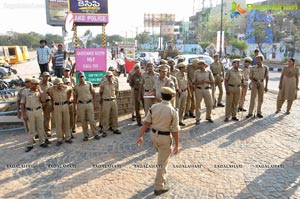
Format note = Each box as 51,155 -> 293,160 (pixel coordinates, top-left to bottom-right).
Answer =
0,65 -> 18,79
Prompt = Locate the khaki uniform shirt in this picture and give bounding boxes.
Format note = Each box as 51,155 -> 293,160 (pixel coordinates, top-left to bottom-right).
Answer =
169,75 -> 179,91
210,62 -> 224,76
63,76 -> 76,87
100,79 -> 119,99
187,64 -> 198,82
74,81 -> 95,101
241,67 -> 251,81
192,69 -> 214,87
21,89 -> 42,109
175,72 -> 188,90
47,86 -> 72,103
170,68 -> 179,76
225,68 -> 243,85
39,81 -> 53,100
130,73 -> 143,90
142,72 -> 158,91
250,64 -> 269,82
17,87 -> 26,102
145,101 -> 180,132
153,77 -> 175,99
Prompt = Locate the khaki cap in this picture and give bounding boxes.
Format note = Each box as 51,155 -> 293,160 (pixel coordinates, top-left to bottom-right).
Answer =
134,64 -> 141,70
160,59 -> 168,64
161,87 -> 175,94
54,78 -> 63,84
106,71 -> 113,76
198,60 -> 206,64
146,61 -> 154,67
232,59 -> 241,63
43,72 -> 50,76
30,78 -> 39,84
177,63 -> 186,68
213,53 -> 219,57
256,54 -> 264,60
78,72 -> 85,78
192,59 -> 200,65
244,57 -> 253,62
159,64 -> 169,71
63,78 -> 71,83
167,59 -> 175,64
25,78 -> 31,82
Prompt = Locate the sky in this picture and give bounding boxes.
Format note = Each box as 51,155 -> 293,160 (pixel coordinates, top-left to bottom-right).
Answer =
0,0 -> 265,38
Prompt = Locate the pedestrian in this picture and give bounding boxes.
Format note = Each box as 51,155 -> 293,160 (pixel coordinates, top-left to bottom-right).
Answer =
136,87 -> 180,196
222,54 -> 231,71
39,71 -> 53,137
37,39 -> 52,75
99,71 -> 121,136
63,78 -> 76,137
192,60 -> 214,124
246,55 -> 269,118
117,48 -> 127,77
175,63 -> 188,126
276,58 -> 299,114
21,78 -> 51,152
47,78 -> 72,146
252,49 -> 259,66
210,53 -> 225,108
74,72 -> 100,141
52,44 -> 66,78
224,59 -> 244,122
238,57 -> 252,112
128,65 -> 143,126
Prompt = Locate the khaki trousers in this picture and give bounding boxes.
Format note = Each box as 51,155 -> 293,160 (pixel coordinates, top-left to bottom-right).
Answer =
102,100 -> 118,131
78,103 -> 98,137
69,103 -> 76,131
195,88 -> 213,120
151,132 -> 172,190
248,82 -> 264,115
26,108 -> 46,147
225,86 -> 241,118
178,91 -> 187,123
144,98 -> 154,116
130,87 -> 135,116
53,104 -> 71,141
212,76 -> 223,105
185,85 -> 195,114
134,89 -> 142,123
277,99 -> 293,112
42,100 -> 52,133
239,84 -> 248,109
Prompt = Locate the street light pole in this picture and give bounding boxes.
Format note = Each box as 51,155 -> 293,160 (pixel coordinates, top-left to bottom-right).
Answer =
219,0 -> 224,58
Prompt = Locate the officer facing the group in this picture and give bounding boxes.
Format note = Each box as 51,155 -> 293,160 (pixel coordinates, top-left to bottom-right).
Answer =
47,78 -> 73,146
21,78 -> 50,152
210,53 -> 225,107
224,59 -> 244,122
175,63 -> 188,126
74,72 -> 100,141
246,55 -> 269,118
186,59 -> 200,118
238,57 -> 252,112
136,87 -> 180,196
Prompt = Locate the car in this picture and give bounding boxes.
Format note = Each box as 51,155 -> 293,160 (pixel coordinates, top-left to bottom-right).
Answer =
139,51 -> 159,64
174,54 -> 214,69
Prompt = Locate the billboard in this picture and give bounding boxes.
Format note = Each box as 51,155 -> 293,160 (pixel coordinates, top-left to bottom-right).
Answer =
144,13 -> 175,27
45,0 -> 68,26
69,0 -> 109,25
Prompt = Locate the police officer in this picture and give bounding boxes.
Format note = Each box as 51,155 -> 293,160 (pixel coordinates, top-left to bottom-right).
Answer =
63,78 -> 75,138
175,63 -> 188,126
192,60 -> 214,124
186,59 -> 199,118
74,72 -> 100,141
136,87 -> 180,196
99,71 -> 121,136
238,57 -> 252,112
17,78 -> 31,134
127,66 -> 137,121
21,78 -> 51,152
224,59 -> 244,122
47,78 -> 73,146
40,71 -> 53,137
168,59 -> 179,76
246,55 -> 269,118
210,53 -> 225,107
63,67 -> 76,87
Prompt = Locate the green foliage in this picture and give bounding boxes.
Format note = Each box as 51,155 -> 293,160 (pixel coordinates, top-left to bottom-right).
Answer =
199,41 -> 211,50
229,39 -> 248,55
136,31 -> 151,44
229,54 -> 241,59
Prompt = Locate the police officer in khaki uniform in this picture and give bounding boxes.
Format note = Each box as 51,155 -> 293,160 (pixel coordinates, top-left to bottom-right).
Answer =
74,72 -> 100,141
40,71 -> 53,137
186,59 -> 199,118
129,65 -> 143,126
63,78 -> 75,137
238,57 -> 252,112
99,71 -> 121,136
21,78 -> 50,152
192,60 -> 214,124
246,55 -> 269,118
47,78 -> 73,146
63,67 -> 76,87
210,54 -> 225,107
141,62 -> 158,115
136,87 -> 180,196
224,59 -> 244,122
17,78 -> 31,134
168,59 -> 179,76
175,63 -> 188,126
127,67 -> 136,121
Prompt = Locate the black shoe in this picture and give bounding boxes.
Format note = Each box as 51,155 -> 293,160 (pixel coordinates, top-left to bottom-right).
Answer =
131,116 -> 136,121
213,105 -> 217,109
46,132 -> 51,137
72,129 -> 76,133
286,111 -> 290,115
71,134 -> 74,139
113,130 -> 121,134
34,134 -> 39,139
246,114 -> 253,118
40,143 -> 48,148
65,139 -> 73,144
206,118 -> 214,123
224,118 -> 229,122
137,123 -> 143,126
25,146 -> 33,152
83,136 -> 88,141
179,122 -> 186,126
183,114 -> 188,120
109,127 -> 113,131
241,108 -> 247,112
189,113 -> 196,118
217,103 -> 225,107
45,139 -> 51,144
154,189 -> 169,196
257,114 -> 263,118
98,125 -> 103,129
102,132 -> 107,137
94,135 -> 100,140
195,120 -> 200,125
232,117 -> 239,121
33,139 -> 36,144
275,110 -> 280,114
56,141 -> 63,146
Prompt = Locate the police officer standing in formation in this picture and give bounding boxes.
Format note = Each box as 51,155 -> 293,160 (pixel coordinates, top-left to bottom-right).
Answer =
99,71 -> 121,136
74,72 -> 100,141
127,66 -> 137,121
224,59 -> 244,122
238,57 -> 252,112
175,63 -> 189,126
39,71 -> 53,137
192,60 -> 214,124
141,62 -> 158,115
63,67 -> 76,87
210,53 -> 225,108
17,78 -> 31,134
47,78 -> 73,146
21,78 -> 51,152
63,78 -> 75,138
166,64 -> 179,107
136,87 -> 179,196
186,59 -> 199,118
168,59 -> 179,76
246,55 -> 269,118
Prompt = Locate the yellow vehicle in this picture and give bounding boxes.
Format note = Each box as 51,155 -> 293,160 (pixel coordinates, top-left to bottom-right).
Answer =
20,46 -> 30,61
8,46 -> 24,64
0,46 -> 10,66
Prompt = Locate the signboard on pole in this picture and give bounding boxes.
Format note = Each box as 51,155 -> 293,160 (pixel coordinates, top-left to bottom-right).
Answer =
45,0 -> 68,26
75,48 -> 107,71
75,71 -> 106,84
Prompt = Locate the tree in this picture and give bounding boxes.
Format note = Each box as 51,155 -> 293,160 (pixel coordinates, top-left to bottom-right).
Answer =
229,39 -> 248,56
107,34 -> 124,46
136,31 -> 151,44
247,21 -> 268,58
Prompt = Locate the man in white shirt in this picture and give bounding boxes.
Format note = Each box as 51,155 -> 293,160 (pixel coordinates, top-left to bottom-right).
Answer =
117,48 -> 127,77
222,54 -> 231,71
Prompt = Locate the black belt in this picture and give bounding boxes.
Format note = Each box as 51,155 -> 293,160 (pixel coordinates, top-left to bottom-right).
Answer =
213,73 -> 220,76
26,106 -> 41,111
45,99 -> 51,102
253,79 -> 264,82
78,99 -> 92,104
103,98 -> 115,101
144,89 -> 150,92
152,129 -> 170,135
181,88 -> 187,92
54,101 -> 68,106
69,101 -> 73,104
197,87 -> 210,90
228,84 -> 241,87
